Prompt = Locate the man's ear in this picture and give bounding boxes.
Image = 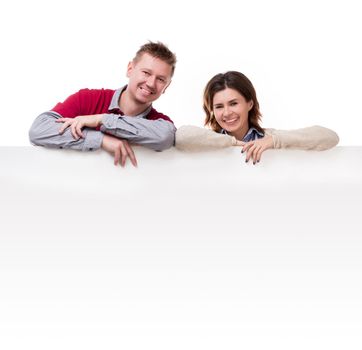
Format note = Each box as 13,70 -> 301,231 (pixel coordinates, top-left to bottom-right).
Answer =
126,61 -> 134,78
162,80 -> 172,94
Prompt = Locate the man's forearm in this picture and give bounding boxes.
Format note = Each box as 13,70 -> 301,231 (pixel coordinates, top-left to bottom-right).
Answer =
29,112 -> 104,151
100,114 -> 176,151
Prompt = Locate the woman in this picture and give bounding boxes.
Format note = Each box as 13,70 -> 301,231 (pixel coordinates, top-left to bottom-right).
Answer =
175,71 -> 339,164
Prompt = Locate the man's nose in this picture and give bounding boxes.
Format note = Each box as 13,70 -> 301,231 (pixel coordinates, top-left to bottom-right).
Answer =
146,76 -> 156,89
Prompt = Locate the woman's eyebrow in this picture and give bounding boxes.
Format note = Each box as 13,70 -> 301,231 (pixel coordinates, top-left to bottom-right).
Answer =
214,99 -> 238,106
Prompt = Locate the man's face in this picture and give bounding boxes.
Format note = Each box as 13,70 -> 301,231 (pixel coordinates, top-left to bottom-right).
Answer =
126,53 -> 172,105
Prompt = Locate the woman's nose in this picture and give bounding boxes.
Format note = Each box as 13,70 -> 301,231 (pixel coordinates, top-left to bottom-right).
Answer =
223,106 -> 231,117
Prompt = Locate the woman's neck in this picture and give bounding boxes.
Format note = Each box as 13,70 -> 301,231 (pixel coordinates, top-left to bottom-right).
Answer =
229,123 -> 249,141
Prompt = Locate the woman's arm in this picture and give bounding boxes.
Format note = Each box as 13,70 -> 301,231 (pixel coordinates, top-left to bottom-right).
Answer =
242,126 -> 339,164
175,125 -> 237,151
266,125 -> 339,151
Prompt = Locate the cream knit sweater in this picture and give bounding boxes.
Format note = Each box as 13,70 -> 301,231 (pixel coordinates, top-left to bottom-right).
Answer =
175,125 -> 339,152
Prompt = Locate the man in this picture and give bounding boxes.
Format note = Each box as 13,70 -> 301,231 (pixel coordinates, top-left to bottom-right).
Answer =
29,41 -> 177,167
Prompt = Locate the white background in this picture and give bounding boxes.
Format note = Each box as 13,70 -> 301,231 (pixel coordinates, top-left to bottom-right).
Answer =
1,1 -> 362,348
1,146 -> 362,349
0,0 -> 361,146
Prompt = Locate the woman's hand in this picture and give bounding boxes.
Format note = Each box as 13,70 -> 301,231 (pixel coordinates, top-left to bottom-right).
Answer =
56,114 -> 104,140
238,135 -> 274,164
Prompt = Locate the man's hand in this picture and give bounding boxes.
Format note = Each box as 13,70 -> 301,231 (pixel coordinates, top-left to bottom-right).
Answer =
101,134 -> 137,167
57,114 -> 104,139
240,135 -> 274,164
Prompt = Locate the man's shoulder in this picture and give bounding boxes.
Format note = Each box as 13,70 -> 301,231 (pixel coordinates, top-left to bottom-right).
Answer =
148,108 -> 174,124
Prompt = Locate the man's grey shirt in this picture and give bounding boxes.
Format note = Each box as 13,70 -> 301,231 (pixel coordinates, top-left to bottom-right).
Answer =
29,87 -> 176,152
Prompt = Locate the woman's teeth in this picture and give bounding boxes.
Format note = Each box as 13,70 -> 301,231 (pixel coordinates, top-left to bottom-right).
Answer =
224,117 -> 238,124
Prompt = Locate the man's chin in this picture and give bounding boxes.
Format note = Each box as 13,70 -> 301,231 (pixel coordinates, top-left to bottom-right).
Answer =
135,94 -> 157,105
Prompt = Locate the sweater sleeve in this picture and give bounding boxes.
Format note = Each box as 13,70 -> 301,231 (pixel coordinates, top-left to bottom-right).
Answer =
175,125 -> 237,152
266,125 -> 339,151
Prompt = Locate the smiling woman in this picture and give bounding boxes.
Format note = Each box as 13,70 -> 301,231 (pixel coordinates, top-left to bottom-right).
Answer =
175,71 -> 339,163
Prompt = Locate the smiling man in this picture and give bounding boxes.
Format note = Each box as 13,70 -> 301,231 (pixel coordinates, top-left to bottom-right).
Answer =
29,42 -> 177,167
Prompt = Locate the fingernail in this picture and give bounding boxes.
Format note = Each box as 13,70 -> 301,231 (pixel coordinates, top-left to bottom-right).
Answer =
245,159 -> 248,163
241,150 -> 244,153
253,161 -> 256,165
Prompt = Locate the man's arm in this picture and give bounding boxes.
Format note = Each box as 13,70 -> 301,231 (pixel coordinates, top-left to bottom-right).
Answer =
100,114 -> 176,151
29,111 -> 103,151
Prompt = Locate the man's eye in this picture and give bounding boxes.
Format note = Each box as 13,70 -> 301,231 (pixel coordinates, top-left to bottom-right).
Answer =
230,102 -> 237,106
143,71 -> 150,75
158,78 -> 165,83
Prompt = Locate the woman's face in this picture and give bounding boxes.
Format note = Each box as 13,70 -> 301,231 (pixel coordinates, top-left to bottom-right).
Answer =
212,88 -> 253,139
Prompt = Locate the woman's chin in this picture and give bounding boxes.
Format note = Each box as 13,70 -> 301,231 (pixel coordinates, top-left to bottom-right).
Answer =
222,125 -> 238,134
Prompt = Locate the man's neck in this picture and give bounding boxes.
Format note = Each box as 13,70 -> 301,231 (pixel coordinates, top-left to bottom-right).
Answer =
118,89 -> 151,116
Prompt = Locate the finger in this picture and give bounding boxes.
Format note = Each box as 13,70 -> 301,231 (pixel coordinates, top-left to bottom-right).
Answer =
58,121 -> 71,134
252,146 -> 261,164
75,123 -> 84,138
55,118 -> 67,123
124,142 -> 137,167
118,143 -> 127,167
245,144 -> 257,163
241,142 -> 254,154
70,123 -> 79,140
114,148 -> 120,166
256,147 -> 265,163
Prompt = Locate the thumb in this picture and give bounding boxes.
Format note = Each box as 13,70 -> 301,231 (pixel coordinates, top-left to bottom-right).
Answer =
235,140 -> 245,146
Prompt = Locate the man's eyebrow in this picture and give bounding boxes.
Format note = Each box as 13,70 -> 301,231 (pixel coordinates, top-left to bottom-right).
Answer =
140,68 -> 167,79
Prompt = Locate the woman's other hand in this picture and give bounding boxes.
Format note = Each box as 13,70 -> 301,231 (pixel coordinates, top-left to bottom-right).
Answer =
240,135 -> 274,164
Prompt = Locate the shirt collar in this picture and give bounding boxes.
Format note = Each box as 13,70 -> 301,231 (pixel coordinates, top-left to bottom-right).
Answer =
108,85 -> 152,118
221,127 -> 264,142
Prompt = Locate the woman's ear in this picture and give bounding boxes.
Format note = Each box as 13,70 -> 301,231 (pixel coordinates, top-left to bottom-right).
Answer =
248,101 -> 254,111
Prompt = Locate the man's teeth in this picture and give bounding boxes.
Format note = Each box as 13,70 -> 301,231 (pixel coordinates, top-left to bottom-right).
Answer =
140,87 -> 152,94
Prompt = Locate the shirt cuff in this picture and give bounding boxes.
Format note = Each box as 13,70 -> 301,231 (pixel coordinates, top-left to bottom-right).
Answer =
82,129 -> 104,151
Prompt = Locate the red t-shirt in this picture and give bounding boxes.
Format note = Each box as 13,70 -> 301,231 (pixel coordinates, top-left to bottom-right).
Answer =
52,88 -> 173,123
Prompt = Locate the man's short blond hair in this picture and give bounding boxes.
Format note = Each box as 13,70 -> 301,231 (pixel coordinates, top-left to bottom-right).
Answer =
133,41 -> 177,77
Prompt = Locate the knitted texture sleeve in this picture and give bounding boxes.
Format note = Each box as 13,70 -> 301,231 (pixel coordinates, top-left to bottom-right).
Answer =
266,125 -> 339,151
175,125 -> 236,151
